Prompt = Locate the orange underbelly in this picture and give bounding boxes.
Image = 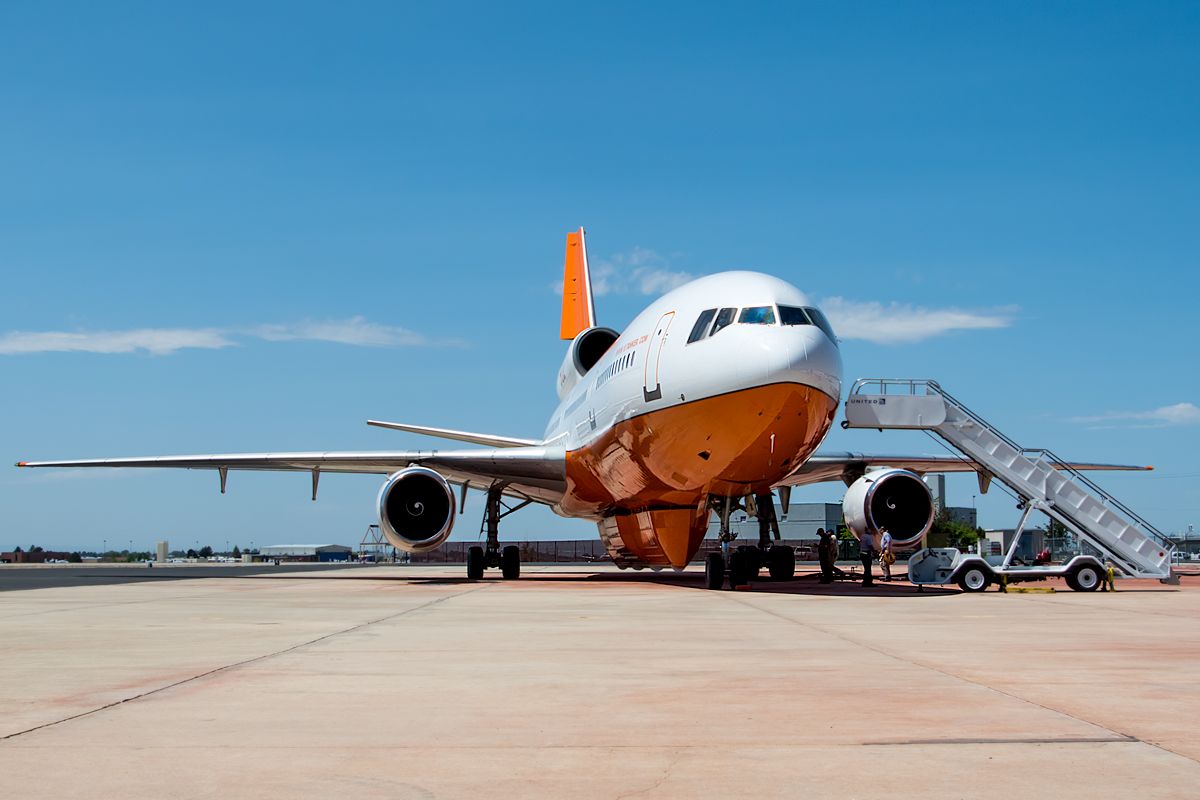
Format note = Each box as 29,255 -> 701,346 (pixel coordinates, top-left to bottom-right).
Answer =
563,382 -> 838,566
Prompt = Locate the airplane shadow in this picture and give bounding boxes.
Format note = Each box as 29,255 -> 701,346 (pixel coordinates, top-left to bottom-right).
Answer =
263,566 -> 963,597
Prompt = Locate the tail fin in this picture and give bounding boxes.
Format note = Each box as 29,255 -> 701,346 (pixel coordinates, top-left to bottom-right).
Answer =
559,227 -> 596,339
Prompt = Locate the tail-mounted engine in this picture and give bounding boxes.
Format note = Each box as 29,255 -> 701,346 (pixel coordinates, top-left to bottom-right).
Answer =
377,467 -> 456,552
843,468 -> 935,547
556,326 -> 620,399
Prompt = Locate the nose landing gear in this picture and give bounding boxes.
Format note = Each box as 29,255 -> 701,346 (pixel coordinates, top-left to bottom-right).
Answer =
467,486 -> 531,581
707,492 -> 796,589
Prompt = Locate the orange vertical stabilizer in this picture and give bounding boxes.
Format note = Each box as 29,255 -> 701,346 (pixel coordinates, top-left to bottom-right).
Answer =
559,227 -> 596,339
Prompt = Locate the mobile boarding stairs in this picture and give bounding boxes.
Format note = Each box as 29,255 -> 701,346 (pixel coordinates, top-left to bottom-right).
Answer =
843,379 -> 1178,592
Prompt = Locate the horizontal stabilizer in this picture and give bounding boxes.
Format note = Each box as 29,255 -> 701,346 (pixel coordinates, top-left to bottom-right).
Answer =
366,420 -> 539,448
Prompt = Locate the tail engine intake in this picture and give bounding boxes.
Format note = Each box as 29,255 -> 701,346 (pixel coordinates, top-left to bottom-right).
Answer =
377,467 -> 456,552
843,469 -> 934,547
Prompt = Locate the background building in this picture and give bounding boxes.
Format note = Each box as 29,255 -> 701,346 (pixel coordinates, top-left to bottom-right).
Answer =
259,544 -> 353,562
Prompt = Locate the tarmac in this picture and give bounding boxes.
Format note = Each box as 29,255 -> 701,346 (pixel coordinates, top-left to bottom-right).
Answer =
2,562 -> 1198,799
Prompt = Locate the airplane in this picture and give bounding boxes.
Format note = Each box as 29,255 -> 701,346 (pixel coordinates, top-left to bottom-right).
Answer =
15,229 -> 1145,589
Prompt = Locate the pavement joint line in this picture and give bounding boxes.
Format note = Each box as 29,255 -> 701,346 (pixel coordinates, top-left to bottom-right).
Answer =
864,735 -> 1137,746
719,592 -> 1200,766
0,582 -> 493,743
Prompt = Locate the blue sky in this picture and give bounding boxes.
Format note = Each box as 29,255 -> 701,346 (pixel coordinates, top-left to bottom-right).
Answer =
1,2 -> 1196,552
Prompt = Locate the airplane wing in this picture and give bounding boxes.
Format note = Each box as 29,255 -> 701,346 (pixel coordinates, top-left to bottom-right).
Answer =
16,447 -> 567,505
780,451 -> 1152,488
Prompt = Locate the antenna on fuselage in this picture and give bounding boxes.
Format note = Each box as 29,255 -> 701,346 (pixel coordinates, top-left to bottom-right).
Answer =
560,227 -> 596,339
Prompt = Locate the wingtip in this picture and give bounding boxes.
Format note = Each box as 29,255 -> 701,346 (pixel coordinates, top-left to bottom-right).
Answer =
1145,465 -> 1155,471
15,461 -> 27,467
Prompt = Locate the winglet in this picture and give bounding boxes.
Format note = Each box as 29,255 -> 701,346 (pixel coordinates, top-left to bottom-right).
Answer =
559,227 -> 596,340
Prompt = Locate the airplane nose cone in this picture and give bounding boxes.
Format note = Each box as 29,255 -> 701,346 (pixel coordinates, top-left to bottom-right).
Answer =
761,326 -> 842,401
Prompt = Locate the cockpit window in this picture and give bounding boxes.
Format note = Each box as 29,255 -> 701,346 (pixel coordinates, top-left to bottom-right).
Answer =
779,304 -> 837,342
738,306 -> 776,325
778,305 -> 811,326
688,308 -> 717,343
805,307 -> 837,341
710,307 -> 736,336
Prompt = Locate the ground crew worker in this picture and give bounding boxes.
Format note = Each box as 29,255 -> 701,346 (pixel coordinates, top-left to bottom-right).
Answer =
817,528 -> 836,583
879,528 -> 895,582
859,532 -> 877,587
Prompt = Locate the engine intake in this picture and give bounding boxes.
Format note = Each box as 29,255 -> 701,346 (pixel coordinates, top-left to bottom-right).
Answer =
377,467 -> 456,552
843,469 -> 934,548
556,326 -> 620,399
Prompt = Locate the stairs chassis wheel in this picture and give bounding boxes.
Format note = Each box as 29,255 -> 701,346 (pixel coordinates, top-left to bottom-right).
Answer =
957,566 -> 991,593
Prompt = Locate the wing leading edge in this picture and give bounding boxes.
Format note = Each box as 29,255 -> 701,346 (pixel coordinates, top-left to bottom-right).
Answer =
17,447 -> 567,505
780,451 -> 1152,488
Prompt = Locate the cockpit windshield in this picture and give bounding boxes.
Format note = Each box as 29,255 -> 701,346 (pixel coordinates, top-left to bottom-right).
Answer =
738,306 -> 776,325
779,305 -> 837,342
710,307 -> 736,336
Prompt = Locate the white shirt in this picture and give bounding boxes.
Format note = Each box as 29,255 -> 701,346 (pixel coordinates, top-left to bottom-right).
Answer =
880,531 -> 892,551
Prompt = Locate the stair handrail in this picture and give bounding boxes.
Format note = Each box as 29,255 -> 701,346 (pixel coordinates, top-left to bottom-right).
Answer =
1020,447 -> 1177,551
848,378 -> 1177,555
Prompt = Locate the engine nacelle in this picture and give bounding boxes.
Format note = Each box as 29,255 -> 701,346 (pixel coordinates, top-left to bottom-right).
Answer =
377,467 -> 456,553
842,468 -> 934,548
556,326 -> 620,399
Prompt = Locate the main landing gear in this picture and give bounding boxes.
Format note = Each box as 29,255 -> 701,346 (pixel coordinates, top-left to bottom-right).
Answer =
705,493 -> 796,590
466,486 -> 531,581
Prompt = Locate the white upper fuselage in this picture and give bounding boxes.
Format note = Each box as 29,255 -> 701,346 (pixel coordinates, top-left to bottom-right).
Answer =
543,271 -> 843,451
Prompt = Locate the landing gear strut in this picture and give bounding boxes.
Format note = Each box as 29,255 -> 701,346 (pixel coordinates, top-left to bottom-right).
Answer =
466,486 -> 531,581
754,492 -> 795,581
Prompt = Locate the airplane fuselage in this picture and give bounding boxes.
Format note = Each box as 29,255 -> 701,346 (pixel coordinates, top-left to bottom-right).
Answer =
544,272 -> 843,568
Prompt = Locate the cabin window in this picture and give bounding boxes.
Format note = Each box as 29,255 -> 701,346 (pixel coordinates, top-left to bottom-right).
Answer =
710,307 -> 737,336
688,309 -> 717,344
738,306 -> 776,325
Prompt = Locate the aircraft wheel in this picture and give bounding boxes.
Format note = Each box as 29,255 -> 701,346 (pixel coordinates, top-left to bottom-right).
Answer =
704,552 -> 725,590
767,545 -> 795,580
737,545 -> 763,576
1069,563 -> 1103,592
956,566 -> 991,593
466,546 -> 485,580
500,545 -> 521,579
729,551 -> 752,589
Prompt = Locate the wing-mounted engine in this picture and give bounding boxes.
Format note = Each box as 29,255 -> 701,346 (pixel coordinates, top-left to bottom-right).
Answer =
843,468 -> 934,547
377,467 -> 456,552
556,326 -> 619,399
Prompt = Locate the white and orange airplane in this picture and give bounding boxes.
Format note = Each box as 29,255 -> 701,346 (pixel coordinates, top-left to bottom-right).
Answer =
16,229 -> 1138,588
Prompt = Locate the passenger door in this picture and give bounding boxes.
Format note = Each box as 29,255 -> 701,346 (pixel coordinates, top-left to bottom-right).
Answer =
642,311 -> 674,402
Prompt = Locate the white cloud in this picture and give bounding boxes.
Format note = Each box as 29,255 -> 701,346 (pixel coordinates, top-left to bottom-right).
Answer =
0,317 -> 454,356
1071,402 -> 1200,429
252,317 -> 432,347
819,298 -> 1015,344
0,328 -> 235,356
552,247 -> 695,297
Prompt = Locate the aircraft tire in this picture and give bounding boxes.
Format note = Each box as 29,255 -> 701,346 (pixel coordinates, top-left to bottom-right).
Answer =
467,546 -> 485,580
704,552 -> 725,590
767,545 -> 795,580
500,545 -> 521,579
728,551 -> 751,589
737,545 -> 763,576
